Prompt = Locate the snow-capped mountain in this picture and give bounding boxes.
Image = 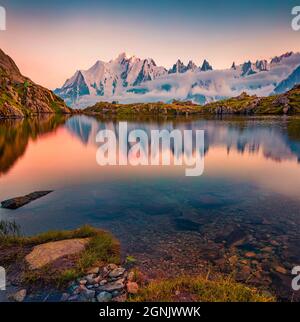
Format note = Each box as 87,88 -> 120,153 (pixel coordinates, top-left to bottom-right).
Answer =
274,65 -> 300,94
55,53 -> 167,105
168,59 -> 187,74
167,59 -> 209,74
200,59 -> 213,71
55,52 -> 300,108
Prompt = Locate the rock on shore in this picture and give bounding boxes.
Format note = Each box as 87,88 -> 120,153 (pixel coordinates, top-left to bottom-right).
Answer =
64,264 -> 138,302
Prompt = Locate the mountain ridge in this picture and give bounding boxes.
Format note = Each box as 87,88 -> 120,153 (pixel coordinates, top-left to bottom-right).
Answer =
55,51 -> 300,108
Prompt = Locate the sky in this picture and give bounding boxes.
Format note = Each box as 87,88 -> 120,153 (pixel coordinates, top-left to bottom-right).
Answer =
0,0 -> 300,89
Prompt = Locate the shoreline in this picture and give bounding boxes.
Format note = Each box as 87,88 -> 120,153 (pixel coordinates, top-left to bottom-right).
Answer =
0,224 -> 274,302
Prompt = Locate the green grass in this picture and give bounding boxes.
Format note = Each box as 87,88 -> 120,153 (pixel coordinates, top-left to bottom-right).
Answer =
0,224 -> 96,245
0,220 -> 21,238
129,275 -> 275,302
125,255 -> 137,264
50,100 -> 64,114
76,233 -> 120,273
84,101 -> 202,116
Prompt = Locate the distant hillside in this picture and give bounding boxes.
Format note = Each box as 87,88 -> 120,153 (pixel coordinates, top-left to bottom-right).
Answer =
202,85 -> 300,115
0,49 -> 72,118
84,85 -> 300,115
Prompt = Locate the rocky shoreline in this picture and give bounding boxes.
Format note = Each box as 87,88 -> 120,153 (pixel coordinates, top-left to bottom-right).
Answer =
0,224 -> 274,303
63,264 -> 138,302
6,263 -> 139,303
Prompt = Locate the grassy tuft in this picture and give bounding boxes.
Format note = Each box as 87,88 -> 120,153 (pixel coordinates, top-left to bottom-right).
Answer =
0,224 -> 97,245
129,275 -> 275,302
0,220 -> 21,238
76,232 -> 120,274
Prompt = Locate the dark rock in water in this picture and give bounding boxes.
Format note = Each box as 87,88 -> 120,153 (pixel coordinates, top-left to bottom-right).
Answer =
189,195 -> 228,209
174,218 -> 201,231
215,228 -> 247,246
1,191 -> 53,209
237,243 -> 258,252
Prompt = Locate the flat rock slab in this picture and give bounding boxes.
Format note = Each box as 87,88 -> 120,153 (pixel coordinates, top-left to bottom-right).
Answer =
1,191 -> 53,209
25,238 -> 89,270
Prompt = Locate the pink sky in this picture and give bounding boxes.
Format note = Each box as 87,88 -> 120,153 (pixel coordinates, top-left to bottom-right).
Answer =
1,11 -> 300,89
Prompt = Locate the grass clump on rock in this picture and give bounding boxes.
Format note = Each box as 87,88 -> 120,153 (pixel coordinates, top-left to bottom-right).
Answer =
0,224 -> 120,289
129,275 -> 275,302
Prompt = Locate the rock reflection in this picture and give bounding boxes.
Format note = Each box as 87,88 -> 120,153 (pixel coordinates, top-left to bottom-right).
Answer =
0,115 -> 67,175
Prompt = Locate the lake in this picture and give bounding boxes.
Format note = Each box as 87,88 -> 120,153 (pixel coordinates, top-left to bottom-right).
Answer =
1,114 -> 300,300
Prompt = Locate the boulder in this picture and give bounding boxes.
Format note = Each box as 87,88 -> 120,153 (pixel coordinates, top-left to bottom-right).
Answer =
25,238 -> 89,269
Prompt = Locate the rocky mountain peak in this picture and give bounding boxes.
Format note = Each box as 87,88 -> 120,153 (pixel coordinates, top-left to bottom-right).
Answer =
187,60 -> 197,71
116,52 -> 128,61
0,49 -> 23,81
270,52 -> 294,65
169,59 -> 187,74
241,61 -> 256,76
201,59 -> 213,71
255,60 -> 268,71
